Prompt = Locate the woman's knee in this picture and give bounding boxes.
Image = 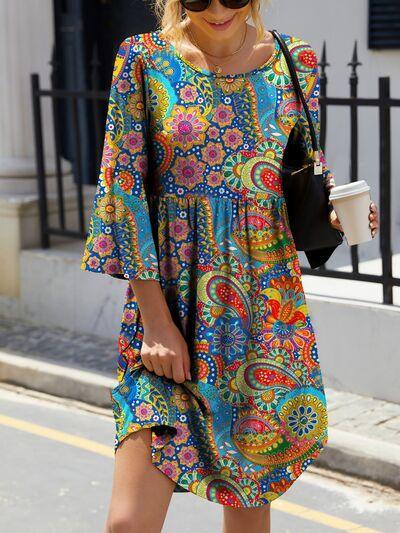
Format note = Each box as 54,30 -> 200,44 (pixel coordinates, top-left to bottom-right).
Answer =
107,428 -> 174,532
223,503 -> 271,532
107,509 -> 154,533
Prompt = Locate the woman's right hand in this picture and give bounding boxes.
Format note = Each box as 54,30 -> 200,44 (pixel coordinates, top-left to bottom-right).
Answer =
141,321 -> 192,384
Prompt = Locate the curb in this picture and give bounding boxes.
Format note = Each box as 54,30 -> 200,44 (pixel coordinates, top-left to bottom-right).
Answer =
1,350 -> 399,491
319,428 -> 400,491
0,350 -> 116,408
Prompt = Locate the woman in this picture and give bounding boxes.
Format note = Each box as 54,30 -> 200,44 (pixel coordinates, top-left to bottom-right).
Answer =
81,0 -> 380,531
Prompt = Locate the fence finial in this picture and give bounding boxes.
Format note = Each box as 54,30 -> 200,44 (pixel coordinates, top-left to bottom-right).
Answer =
319,40 -> 330,96
49,44 -> 60,89
348,40 -> 362,79
320,40 -> 330,75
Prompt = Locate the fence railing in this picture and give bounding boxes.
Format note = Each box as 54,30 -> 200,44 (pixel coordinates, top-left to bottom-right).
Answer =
31,40 -> 400,305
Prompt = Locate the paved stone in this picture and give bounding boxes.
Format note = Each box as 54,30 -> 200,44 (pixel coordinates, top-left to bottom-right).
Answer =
325,388 -> 361,409
325,401 -> 366,425
385,416 -> 400,430
0,316 -> 117,377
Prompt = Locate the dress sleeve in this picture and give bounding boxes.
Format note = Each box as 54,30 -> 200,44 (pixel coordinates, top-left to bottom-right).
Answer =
290,42 -> 335,202
80,37 -> 160,282
290,42 -> 344,268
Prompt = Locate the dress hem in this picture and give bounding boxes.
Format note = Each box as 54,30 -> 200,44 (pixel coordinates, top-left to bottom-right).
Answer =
111,377 -> 329,508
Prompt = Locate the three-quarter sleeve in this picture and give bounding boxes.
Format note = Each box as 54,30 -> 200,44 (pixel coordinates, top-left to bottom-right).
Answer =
80,37 -> 160,282
290,42 -> 344,268
290,44 -> 336,185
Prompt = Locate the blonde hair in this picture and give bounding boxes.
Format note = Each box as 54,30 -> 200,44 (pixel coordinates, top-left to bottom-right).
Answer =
150,0 -> 269,50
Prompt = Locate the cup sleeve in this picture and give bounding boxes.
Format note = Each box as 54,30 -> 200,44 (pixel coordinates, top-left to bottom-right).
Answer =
80,37 -> 160,282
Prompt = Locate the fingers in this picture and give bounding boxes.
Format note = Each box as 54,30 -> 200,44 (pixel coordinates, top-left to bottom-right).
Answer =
140,323 -> 191,385
325,176 -> 336,190
369,219 -> 378,229
182,348 -> 192,382
151,351 -> 172,379
170,344 -> 191,384
142,351 -> 164,376
141,353 -> 155,374
369,202 -> 379,237
369,202 -> 378,219
160,354 -> 173,380
171,356 -> 187,384
141,346 -> 190,384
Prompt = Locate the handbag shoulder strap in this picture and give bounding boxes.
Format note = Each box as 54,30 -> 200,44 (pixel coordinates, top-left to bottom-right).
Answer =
270,29 -> 322,172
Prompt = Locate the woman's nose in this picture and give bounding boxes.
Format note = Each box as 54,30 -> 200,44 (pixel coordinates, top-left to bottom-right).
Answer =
207,0 -> 231,16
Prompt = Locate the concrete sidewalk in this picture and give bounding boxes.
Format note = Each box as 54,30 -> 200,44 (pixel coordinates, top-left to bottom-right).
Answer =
0,316 -> 399,491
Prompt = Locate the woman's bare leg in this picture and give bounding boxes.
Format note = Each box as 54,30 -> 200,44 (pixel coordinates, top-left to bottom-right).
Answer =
104,428 -> 176,533
222,504 -> 271,533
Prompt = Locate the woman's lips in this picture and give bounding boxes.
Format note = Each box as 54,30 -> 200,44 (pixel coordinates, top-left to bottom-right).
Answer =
205,15 -> 235,30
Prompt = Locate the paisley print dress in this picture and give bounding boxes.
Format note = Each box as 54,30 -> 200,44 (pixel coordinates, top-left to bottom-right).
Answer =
81,29 -> 335,508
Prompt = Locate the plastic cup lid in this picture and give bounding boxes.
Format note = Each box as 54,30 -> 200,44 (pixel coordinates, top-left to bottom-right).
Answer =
329,180 -> 370,200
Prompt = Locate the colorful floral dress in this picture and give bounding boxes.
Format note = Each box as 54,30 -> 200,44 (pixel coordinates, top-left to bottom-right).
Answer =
81,28 -> 335,508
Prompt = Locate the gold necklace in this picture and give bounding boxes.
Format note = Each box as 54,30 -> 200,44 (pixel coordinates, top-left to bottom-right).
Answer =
186,24 -> 248,76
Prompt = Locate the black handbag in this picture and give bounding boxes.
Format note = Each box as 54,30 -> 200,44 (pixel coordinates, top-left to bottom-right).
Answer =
271,29 -> 344,268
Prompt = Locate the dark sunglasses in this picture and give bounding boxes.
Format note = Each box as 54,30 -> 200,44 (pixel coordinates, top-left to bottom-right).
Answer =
180,0 -> 251,12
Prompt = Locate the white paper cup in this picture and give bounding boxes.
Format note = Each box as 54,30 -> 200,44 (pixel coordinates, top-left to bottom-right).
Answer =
329,180 -> 372,246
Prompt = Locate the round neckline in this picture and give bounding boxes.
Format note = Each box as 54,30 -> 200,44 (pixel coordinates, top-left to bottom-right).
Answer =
159,29 -> 280,78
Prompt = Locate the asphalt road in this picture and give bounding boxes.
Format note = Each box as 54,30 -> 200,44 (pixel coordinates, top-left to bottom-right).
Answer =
1,384 -> 399,533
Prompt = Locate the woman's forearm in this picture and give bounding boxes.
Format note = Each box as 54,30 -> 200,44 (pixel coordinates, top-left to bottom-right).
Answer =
129,278 -> 192,382
129,279 -> 174,327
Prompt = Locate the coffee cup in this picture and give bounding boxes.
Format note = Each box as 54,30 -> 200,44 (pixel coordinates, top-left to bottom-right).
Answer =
329,180 -> 373,246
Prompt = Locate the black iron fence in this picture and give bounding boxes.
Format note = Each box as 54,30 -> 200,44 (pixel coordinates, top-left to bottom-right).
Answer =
31,42 -> 109,243
31,41 -> 400,305
301,42 -> 399,305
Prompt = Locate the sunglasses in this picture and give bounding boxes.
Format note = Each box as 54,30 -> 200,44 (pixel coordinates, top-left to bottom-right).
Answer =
180,0 -> 251,12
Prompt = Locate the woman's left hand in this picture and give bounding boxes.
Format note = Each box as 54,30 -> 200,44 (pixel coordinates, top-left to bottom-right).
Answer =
325,176 -> 380,238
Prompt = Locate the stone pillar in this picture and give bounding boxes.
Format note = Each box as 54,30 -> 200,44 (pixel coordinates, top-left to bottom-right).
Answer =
0,0 -> 75,298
